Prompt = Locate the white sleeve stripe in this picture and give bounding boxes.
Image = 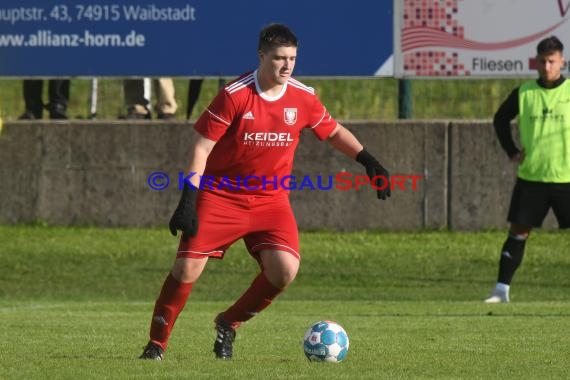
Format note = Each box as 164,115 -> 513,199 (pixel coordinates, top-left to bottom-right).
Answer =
289,78 -> 305,88
226,74 -> 252,91
207,109 -> 231,125
226,78 -> 254,94
288,77 -> 314,91
226,74 -> 254,92
287,80 -> 315,94
310,109 -> 327,129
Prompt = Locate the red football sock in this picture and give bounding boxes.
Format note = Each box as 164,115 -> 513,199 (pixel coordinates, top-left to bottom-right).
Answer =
220,272 -> 283,328
149,272 -> 193,350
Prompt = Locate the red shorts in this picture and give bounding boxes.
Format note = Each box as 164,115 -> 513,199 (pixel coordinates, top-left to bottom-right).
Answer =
176,190 -> 300,261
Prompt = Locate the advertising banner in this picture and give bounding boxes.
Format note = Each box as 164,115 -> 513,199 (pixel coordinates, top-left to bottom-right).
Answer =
394,0 -> 570,78
0,0 -> 393,77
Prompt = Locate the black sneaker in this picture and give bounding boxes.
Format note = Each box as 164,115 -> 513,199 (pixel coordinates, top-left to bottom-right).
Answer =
18,110 -> 41,120
48,103 -> 68,120
139,342 -> 164,360
213,315 -> 236,359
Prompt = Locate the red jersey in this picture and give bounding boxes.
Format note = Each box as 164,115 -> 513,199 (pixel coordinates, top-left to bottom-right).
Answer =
194,70 -> 337,195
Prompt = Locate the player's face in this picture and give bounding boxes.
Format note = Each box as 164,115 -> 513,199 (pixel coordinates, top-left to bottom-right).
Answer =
536,51 -> 564,85
259,46 -> 297,86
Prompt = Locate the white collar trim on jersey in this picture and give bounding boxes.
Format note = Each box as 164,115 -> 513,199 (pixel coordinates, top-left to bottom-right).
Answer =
254,69 -> 287,102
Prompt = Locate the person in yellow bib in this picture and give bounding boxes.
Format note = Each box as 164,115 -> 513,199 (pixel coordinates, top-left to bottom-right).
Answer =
485,35 -> 570,303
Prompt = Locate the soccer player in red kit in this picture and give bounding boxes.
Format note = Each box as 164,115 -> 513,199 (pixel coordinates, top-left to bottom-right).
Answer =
140,23 -> 391,360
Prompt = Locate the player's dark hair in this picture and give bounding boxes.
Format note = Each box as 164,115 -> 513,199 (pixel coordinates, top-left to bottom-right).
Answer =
537,36 -> 564,55
258,23 -> 298,52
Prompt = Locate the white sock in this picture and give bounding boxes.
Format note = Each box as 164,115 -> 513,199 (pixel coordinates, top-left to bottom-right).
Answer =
495,282 -> 510,295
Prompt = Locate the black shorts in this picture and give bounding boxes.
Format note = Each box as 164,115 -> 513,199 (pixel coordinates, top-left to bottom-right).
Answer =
508,178 -> 570,228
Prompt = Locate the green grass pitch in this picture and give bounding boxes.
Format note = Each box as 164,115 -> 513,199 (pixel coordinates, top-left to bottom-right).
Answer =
1,226 -> 569,379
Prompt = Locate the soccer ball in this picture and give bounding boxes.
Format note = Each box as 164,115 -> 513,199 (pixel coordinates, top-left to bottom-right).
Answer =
302,320 -> 349,363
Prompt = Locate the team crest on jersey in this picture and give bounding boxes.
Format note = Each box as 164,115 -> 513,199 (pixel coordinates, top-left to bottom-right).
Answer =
284,108 -> 298,125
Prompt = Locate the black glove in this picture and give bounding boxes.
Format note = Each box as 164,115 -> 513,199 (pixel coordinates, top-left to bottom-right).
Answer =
169,182 -> 199,241
356,148 -> 391,200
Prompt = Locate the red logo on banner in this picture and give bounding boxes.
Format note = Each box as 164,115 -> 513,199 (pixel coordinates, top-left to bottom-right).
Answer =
528,57 -> 538,70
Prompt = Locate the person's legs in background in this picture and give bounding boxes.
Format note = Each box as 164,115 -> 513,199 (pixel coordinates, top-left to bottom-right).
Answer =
123,79 -> 151,119
186,79 -> 203,120
47,79 -> 70,119
154,78 -> 177,120
19,80 -> 44,120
